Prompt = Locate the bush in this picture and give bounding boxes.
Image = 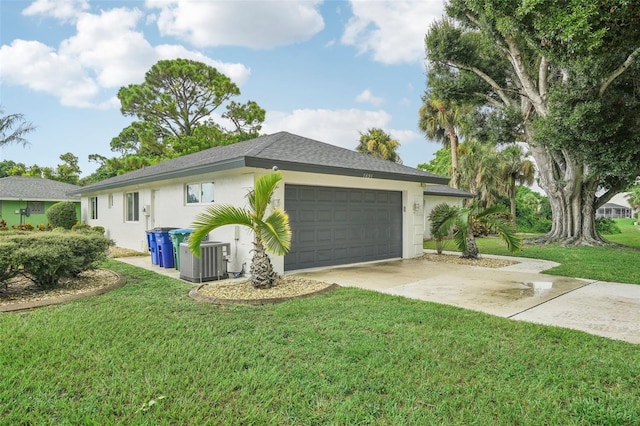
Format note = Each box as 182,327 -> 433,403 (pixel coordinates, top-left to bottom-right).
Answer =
14,244 -> 78,288
3,233 -> 111,286
0,242 -> 18,284
46,201 -> 78,230
596,217 -> 621,235
0,219 -> 8,231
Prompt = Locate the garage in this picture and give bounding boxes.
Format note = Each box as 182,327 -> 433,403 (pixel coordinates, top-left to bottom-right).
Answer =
284,184 -> 403,271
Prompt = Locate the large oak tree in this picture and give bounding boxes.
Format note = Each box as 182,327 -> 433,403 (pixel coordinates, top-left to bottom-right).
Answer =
426,0 -> 640,245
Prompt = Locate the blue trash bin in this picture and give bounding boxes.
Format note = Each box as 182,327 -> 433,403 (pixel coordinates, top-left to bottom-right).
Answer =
146,230 -> 159,265
153,228 -> 178,268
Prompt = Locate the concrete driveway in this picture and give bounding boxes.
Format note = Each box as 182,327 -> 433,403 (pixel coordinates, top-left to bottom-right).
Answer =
295,253 -> 640,345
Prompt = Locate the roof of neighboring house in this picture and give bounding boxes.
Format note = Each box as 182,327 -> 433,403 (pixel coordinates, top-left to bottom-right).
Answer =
72,131 -> 450,195
0,176 -> 80,202
599,203 -> 632,210
423,184 -> 472,198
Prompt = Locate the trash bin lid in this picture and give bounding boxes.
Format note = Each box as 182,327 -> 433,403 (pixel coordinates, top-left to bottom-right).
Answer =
169,228 -> 194,235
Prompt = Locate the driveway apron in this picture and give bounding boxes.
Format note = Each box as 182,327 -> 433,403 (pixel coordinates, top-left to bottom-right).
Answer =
295,255 -> 640,344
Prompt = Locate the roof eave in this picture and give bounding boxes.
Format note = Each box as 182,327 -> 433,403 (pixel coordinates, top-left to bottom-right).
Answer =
245,157 -> 450,185
70,158 -> 247,195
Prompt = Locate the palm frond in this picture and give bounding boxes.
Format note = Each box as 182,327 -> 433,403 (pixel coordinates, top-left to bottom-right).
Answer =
484,216 -> 522,252
189,204 -> 252,255
249,172 -> 282,218
257,209 -> 292,256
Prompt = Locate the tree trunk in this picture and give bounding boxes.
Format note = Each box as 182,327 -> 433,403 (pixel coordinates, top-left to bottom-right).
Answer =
463,234 -> 480,259
509,175 -> 516,223
447,127 -> 459,189
526,145 -> 606,246
250,240 -> 278,289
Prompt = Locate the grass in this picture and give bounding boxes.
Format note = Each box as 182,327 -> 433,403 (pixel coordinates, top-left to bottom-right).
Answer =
424,219 -> 640,285
1,260 -> 640,424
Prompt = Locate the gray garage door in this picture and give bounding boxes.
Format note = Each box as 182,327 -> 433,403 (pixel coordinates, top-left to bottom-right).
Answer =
284,185 -> 402,271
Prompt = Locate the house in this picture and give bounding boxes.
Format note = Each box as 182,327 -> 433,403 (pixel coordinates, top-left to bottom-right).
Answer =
71,131 -> 452,274
596,202 -> 633,219
0,176 -> 80,229
422,185 -> 473,239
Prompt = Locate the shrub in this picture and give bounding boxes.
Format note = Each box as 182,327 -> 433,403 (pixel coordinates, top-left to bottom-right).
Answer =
428,203 -> 456,254
0,242 -> 18,285
92,226 -> 105,235
36,223 -> 52,232
46,201 -> 78,229
71,222 -> 91,232
5,233 -> 111,286
12,223 -> 34,231
14,244 -> 78,288
596,217 -> 621,235
0,219 -> 7,231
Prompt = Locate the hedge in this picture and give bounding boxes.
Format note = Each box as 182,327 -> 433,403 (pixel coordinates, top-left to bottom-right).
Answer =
0,233 -> 111,287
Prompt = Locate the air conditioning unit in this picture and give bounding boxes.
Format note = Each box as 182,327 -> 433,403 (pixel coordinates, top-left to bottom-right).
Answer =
179,241 -> 230,283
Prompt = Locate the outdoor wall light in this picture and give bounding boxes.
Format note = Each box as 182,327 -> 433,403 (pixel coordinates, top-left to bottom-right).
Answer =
413,201 -> 421,213
271,198 -> 281,208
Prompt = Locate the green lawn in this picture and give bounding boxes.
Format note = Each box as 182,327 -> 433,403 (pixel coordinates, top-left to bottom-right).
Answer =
1,260 -> 640,424
424,219 -> 640,285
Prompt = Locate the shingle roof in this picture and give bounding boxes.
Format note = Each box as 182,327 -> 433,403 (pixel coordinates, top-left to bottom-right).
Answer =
73,131 -> 450,194
423,184 -> 472,198
0,176 -> 80,201
599,203 -> 631,209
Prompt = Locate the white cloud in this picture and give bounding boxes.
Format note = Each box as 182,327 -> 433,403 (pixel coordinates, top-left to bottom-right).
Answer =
355,89 -> 384,106
1,7 -> 251,108
262,108 -> 392,149
341,0 -> 445,64
22,0 -> 89,21
146,0 -> 325,49
0,39 -> 101,107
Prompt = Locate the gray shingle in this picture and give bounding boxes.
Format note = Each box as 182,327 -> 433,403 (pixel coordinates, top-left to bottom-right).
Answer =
73,132 -> 450,194
0,176 -> 80,201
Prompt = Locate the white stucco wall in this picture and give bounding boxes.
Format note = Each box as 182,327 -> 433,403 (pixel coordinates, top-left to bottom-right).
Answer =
82,167 -> 428,275
422,195 -> 467,239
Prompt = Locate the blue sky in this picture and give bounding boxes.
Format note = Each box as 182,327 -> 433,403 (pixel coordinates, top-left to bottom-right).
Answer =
1,0 -> 446,177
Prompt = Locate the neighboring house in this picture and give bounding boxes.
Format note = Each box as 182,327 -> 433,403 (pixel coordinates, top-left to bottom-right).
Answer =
596,202 -> 633,219
71,132 -> 451,274
422,185 -> 473,239
0,176 -> 80,228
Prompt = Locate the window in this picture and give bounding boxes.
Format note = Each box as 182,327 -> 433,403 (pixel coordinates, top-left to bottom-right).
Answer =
125,192 -> 139,222
90,197 -> 98,220
27,201 -> 45,215
186,182 -> 214,204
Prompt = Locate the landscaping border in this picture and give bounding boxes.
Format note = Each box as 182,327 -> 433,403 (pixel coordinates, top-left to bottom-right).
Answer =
0,270 -> 126,312
188,283 -> 340,306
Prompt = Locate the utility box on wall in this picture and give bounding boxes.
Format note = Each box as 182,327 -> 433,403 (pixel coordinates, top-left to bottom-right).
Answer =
179,241 -> 230,283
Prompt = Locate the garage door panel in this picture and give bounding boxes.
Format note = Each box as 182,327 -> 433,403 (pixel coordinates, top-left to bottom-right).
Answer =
285,185 -> 402,271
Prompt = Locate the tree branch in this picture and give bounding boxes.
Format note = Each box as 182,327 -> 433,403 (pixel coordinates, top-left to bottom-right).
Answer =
503,35 -> 546,115
448,61 -> 515,107
599,46 -> 640,97
538,56 -> 549,102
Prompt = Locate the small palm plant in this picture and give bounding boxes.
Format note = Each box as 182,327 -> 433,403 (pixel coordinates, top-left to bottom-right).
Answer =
189,172 -> 291,289
428,203 -> 455,254
430,201 -> 521,259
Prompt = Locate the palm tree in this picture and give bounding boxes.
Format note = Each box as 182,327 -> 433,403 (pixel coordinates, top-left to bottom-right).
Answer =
457,139 -> 501,207
499,145 -> 536,221
0,107 -> 35,147
189,172 -> 291,289
356,128 -> 402,163
626,184 -> 640,220
430,201 -> 521,259
419,97 -> 466,188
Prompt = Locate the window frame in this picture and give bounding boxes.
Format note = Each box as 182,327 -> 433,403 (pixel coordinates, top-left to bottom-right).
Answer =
125,191 -> 140,222
90,196 -> 98,220
27,201 -> 45,215
185,182 -> 215,205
